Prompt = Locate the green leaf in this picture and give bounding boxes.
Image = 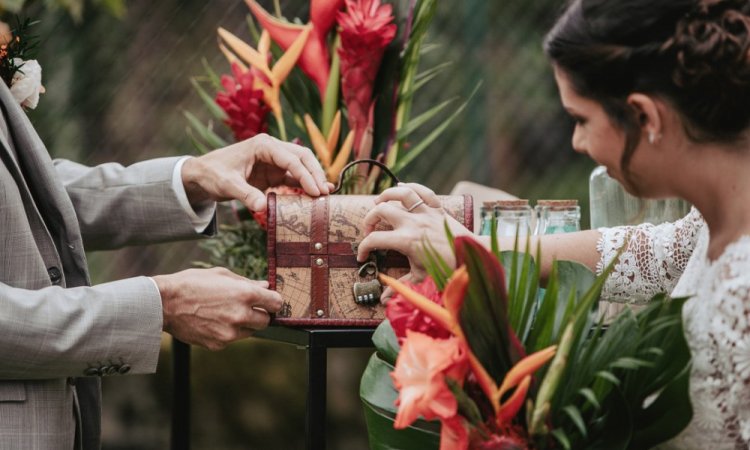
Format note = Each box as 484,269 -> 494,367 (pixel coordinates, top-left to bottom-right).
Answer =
185,127 -> 211,155
595,370 -> 621,386
628,364 -> 692,449
551,428 -> 572,450
563,405 -> 587,438
190,77 -> 227,121
445,378 -> 483,427
360,353 -> 440,449
396,97 -> 457,141
454,237 -> 522,382
183,111 -> 228,149
392,82 -> 481,174
413,62 -> 453,93
372,321 -> 400,366
201,58 -> 223,90
578,388 -> 601,410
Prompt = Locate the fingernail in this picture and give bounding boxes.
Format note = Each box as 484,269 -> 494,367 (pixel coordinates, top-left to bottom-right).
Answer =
253,198 -> 266,211
397,182 -> 405,186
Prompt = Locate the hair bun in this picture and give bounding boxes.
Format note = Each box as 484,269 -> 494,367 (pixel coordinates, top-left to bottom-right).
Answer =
672,0 -> 750,88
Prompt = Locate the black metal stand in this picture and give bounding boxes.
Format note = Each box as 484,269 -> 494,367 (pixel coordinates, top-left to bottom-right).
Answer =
253,327 -> 376,450
170,327 -> 375,450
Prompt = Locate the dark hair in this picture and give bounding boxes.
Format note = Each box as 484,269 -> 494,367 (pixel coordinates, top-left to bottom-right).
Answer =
544,0 -> 750,184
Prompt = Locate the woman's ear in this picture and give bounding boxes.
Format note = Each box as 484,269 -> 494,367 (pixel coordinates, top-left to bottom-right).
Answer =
627,93 -> 663,144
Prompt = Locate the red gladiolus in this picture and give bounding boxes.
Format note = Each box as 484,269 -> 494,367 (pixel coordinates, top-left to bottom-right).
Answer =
215,63 -> 270,141
337,0 -> 397,158
386,276 -> 451,343
391,331 -> 469,429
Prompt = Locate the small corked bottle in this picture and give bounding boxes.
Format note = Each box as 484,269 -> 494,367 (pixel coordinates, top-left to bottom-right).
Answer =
479,201 -> 497,236
535,199 -> 581,235
494,199 -> 533,237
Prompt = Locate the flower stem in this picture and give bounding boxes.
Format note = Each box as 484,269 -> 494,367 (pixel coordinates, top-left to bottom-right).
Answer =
276,111 -> 288,141
273,0 -> 282,17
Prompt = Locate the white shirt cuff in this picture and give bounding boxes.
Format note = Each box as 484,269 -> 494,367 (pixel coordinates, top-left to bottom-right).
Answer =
172,157 -> 216,233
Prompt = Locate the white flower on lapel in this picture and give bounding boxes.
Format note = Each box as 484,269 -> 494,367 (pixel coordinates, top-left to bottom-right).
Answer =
10,58 -> 45,110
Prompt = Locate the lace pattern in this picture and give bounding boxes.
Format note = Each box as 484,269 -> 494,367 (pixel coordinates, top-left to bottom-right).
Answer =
664,234 -> 750,449
596,208 -> 750,449
596,207 -> 704,303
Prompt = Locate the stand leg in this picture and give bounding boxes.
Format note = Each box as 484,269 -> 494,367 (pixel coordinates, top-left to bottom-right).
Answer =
306,345 -> 327,450
172,339 -> 190,450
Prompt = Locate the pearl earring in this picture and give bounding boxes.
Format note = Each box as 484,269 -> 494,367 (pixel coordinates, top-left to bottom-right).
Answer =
648,132 -> 661,145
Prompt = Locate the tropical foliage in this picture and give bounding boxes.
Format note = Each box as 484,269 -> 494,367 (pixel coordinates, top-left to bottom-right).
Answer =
360,230 -> 693,449
188,0 -> 473,277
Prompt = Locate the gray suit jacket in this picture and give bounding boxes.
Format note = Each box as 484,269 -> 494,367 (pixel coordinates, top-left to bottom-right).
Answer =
0,82 -> 213,449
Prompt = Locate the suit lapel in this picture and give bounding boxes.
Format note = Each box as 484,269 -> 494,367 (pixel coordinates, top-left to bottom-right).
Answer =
0,83 -> 89,284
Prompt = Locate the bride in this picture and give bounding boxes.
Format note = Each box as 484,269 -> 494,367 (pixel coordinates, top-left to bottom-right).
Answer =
357,0 -> 750,448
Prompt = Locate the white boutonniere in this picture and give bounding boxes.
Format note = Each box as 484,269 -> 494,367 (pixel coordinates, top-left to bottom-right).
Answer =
0,18 -> 44,110
9,58 -> 44,109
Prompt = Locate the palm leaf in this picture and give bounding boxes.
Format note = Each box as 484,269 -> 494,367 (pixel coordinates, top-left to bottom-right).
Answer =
183,111 -> 228,149
391,82 -> 481,174
190,77 -> 227,121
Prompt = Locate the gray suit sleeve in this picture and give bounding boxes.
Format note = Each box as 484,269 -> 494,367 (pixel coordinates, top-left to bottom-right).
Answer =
53,156 -> 216,251
0,277 -> 162,379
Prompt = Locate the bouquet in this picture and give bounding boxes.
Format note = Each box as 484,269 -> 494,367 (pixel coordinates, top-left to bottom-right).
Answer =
360,232 -> 693,449
187,0 -> 473,278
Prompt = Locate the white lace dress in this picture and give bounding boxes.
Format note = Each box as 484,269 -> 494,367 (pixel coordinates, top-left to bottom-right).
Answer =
597,208 -> 750,449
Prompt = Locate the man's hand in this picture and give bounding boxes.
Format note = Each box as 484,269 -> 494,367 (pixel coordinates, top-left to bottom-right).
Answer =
181,133 -> 331,212
153,267 -> 282,350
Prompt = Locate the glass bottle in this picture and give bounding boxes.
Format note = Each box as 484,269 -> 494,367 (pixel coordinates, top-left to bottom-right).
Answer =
589,165 -> 690,228
495,200 -> 533,237
479,201 -> 496,236
535,199 -> 581,235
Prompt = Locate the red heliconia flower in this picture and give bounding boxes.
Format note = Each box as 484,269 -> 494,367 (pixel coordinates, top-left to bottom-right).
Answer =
386,276 -> 452,343
337,0 -> 397,158
215,63 -> 271,141
246,0 -> 344,100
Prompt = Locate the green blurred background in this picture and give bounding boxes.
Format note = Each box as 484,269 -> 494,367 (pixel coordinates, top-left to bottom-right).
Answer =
4,0 -> 593,448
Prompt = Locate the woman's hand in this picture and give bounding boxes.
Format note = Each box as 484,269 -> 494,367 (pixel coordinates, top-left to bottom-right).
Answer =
181,133 -> 332,212
356,183 -> 472,281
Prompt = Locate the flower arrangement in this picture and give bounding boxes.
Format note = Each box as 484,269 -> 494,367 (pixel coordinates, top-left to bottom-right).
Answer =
0,18 -> 44,110
188,0 -> 473,278
360,233 -> 693,449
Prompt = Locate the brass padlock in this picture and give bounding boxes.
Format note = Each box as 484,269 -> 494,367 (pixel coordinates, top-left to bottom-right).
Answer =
353,261 -> 382,306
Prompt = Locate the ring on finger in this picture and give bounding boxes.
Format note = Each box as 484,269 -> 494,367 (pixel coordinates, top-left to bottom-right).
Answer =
406,199 -> 425,212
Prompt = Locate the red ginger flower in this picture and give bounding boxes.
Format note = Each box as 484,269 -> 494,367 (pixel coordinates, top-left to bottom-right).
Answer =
386,276 -> 451,343
337,0 -> 397,158
215,63 -> 270,141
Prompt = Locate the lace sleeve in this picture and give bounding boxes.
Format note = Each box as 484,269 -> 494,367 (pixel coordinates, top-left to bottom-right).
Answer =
596,207 -> 704,302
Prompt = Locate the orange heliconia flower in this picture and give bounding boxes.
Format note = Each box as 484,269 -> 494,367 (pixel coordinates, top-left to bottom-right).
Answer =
246,0 -> 344,99
303,111 -> 354,183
